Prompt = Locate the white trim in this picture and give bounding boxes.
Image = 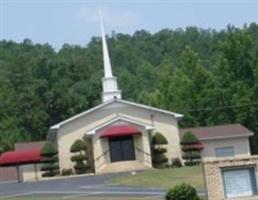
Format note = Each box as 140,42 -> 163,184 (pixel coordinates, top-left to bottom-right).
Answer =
87,114 -> 154,135
117,99 -> 183,119
50,99 -> 115,129
50,98 -> 183,130
199,133 -> 254,141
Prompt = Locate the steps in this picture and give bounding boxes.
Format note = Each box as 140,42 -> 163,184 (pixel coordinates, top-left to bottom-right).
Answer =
98,160 -> 151,174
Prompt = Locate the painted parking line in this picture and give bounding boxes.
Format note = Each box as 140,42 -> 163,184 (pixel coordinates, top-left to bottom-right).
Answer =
79,184 -> 106,188
62,192 -> 102,199
86,191 -> 165,195
0,192 -> 34,199
143,195 -> 164,199
80,185 -> 164,191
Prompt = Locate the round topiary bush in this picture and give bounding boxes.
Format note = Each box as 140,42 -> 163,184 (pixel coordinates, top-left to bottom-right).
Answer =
70,139 -> 87,153
181,131 -> 199,145
70,139 -> 90,174
152,132 -> 168,145
40,142 -> 59,177
61,168 -> 73,176
171,158 -> 182,168
165,183 -> 201,200
181,131 -> 203,166
151,132 -> 169,168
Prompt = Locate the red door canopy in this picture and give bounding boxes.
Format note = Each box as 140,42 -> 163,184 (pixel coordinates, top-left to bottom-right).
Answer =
100,124 -> 141,138
0,148 -> 42,166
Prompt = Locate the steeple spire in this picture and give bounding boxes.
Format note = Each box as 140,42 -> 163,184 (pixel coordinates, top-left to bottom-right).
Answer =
99,11 -> 121,102
100,16 -> 113,78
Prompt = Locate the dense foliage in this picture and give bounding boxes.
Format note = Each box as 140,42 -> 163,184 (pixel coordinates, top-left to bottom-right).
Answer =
0,23 -> 258,152
181,131 -> 203,166
166,183 -> 201,200
40,142 -> 59,177
151,132 -> 169,168
70,139 -> 89,174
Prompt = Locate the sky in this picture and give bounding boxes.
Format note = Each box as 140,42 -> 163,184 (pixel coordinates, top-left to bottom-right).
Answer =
0,0 -> 258,50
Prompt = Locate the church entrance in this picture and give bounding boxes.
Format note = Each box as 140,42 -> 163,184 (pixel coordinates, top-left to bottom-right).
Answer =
109,136 -> 135,162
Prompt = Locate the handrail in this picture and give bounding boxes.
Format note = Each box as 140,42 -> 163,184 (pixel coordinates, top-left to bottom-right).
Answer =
136,147 -> 152,164
95,149 -> 109,162
136,147 -> 151,157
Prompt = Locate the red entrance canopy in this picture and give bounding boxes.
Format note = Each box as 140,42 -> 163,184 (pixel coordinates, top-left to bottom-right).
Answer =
100,124 -> 141,138
0,148 -> 42,167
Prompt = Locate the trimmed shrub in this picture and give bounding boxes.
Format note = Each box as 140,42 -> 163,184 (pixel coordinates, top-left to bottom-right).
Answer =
41,156 -> 59,163
184,161 -> 200,166
74,161 -> 89,174
61,168 -> 73,176
70,140 -> 87,153
152,132 -> 168,145
165,183 -> 201,200
151,132 -> 169,168
71,154 -> 87,162
182,152 -> 201,160
152,147 -> 167,154
70,139 -> 90,174
181,131 -> 199,145
41,163 -> 59,171
171,158 -> 182,168
181,131 -> 203,166
40,142 -> 59,177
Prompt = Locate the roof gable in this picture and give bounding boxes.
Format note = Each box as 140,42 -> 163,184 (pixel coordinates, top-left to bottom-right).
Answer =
50,98 -> 183,129
87,115 -> 154,135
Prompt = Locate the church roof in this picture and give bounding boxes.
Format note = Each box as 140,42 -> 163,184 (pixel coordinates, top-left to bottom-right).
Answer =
50,98 -> 183,130
180,124 -> 253,141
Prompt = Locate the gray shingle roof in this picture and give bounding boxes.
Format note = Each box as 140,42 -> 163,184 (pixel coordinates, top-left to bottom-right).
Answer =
180,124 -> 253,140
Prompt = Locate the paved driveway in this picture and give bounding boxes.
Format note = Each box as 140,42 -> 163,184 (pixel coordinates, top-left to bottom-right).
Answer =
0,173 -> 167,199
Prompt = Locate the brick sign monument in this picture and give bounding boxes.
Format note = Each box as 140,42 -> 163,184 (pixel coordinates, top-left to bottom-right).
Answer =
203,156 -> 258,200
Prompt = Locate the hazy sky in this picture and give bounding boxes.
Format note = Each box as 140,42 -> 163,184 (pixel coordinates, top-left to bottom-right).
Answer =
1,0 -> 258,49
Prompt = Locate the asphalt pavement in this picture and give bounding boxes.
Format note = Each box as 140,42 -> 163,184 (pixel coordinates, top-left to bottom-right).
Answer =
0,173 -> 168,199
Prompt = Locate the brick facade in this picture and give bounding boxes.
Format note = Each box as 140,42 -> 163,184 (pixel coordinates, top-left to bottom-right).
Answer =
203,156 -> 258,200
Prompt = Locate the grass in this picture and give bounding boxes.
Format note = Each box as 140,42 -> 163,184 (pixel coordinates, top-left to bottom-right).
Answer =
109,166 -> 204,189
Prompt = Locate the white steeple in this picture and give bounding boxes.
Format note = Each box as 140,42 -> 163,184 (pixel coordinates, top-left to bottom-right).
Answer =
99,12 -> 121,102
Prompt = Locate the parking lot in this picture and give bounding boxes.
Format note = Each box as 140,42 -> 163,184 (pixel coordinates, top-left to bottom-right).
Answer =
0,173 -> 166,199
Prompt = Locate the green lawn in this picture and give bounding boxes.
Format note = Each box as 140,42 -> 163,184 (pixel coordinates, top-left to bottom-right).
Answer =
109,166 -> 205,189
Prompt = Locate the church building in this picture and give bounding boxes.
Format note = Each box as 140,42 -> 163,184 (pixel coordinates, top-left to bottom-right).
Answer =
0,22 -> 254,182
47,22 -> 184,174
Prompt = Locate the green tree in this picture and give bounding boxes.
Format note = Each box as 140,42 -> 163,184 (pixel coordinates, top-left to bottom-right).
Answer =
0,23 -> 258,153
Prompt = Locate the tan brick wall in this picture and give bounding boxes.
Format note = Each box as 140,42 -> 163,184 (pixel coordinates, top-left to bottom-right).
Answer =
55,101 -> 182,172
203,156 -> 258,200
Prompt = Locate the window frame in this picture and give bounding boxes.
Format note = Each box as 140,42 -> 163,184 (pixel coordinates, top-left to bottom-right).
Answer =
215,146 -> 235,157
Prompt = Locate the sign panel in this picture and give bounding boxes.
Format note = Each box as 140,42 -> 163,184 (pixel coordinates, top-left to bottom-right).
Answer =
223,169 -> 254,198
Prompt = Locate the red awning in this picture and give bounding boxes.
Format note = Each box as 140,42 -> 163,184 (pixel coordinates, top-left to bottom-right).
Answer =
0,148 -> 42,167
100,124 -> 141,138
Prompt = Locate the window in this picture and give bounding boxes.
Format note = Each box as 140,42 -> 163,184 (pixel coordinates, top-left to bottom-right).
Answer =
215,147 -> 234,157
222,168 -> 257,198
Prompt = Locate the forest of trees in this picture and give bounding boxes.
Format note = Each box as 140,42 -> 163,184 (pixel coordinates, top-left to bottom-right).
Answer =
0,23 -> 258,153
